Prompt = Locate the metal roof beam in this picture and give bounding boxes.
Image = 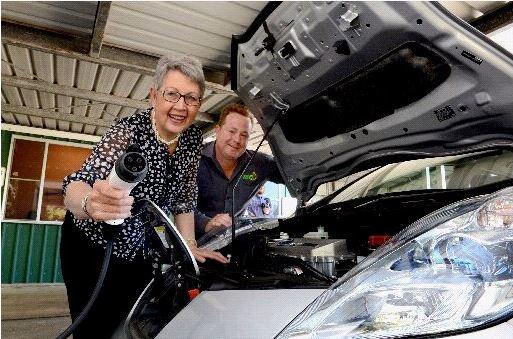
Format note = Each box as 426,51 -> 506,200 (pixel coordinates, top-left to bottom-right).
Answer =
469,2 -> 513,34
1,75 -> 215,122
90,2 -> 112,58
1,22 -> 235,95
3,74 -> 148,108
2,103 -> 113,127
2,123 -> 102,142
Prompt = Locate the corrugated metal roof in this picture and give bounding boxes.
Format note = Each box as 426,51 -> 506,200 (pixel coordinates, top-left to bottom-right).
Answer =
1,1 -> 261,137
104,1 -> 267,68
1,45 -> 152,135
441,1 -> 508,21
0,42 -> 235,135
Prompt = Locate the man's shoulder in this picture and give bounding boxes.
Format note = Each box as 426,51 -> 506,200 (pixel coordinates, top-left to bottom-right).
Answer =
249,150 -> 282,184
201,141 -> 215,157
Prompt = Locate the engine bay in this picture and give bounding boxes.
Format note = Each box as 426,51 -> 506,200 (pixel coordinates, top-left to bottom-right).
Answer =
125,181 -> 513,338
199,231 -> 359,291
196,180 -> 513,291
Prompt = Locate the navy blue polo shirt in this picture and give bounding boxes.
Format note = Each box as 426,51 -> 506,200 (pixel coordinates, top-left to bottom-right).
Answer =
194,142 -> 283,235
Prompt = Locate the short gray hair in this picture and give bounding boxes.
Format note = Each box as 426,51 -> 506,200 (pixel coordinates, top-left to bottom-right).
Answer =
153,54 -> 205,97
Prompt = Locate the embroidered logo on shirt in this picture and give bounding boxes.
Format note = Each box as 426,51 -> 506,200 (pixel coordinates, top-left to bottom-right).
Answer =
242,171 -> 258,182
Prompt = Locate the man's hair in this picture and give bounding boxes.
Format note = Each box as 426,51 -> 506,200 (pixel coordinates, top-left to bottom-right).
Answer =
153,54 -> 205,97
218,103 -> 253,126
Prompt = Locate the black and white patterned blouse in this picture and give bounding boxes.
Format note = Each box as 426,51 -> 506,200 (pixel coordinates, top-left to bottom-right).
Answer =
63,108 -> 202,261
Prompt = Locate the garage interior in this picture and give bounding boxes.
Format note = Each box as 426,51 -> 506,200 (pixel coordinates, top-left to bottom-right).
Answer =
1,1 -> 512,338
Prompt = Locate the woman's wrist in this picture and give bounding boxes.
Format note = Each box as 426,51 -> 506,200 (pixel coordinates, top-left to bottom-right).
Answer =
185,238 -> 197,248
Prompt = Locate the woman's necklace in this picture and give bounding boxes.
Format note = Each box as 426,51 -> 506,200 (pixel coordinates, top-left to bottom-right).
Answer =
151,108 -> 180,146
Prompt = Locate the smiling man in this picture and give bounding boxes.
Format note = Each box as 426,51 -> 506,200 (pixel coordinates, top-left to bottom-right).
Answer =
195,103 -> 283,237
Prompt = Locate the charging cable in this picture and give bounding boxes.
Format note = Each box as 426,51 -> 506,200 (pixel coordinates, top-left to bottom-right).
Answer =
57,145 -> 147,339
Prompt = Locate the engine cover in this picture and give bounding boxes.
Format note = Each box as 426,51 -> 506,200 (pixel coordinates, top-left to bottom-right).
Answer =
267,238 -> 354,277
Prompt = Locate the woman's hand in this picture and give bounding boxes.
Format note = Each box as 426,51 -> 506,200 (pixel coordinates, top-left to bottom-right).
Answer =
190,245 -> 229,264
86,180 -> 134,221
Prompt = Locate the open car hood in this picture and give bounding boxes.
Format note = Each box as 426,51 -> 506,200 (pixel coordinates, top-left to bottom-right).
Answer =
232,1 -> 513,202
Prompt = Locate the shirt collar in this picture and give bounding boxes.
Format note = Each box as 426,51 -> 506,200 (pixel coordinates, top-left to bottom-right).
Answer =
203,141 -> 252,180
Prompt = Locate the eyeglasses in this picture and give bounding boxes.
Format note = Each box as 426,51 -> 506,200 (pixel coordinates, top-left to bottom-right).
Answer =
161,89 -> 201,106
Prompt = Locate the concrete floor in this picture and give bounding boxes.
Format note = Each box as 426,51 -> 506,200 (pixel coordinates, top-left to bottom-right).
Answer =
2,316 -> 71,339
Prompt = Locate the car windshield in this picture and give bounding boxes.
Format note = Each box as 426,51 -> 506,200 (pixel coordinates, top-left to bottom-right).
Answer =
329,149 -> 513,204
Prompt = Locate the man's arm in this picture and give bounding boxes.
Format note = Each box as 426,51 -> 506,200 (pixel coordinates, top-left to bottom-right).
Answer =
194,209 -> 232,237
194,209 -> 211,237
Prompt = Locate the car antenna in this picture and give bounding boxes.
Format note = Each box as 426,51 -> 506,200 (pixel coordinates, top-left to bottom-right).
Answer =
230,95 -> 289,266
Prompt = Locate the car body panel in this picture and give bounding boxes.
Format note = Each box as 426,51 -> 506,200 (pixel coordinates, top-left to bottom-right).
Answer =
233,1 -> 513,201
156,289 -> 324,339
154,288 -> 513,339
448,318 -> 513,339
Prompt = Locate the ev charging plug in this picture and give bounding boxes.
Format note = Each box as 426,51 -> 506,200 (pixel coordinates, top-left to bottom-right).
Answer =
105,144 -> 148,225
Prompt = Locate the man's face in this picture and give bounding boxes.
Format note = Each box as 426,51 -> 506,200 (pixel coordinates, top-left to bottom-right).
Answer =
214,112 -> 252,161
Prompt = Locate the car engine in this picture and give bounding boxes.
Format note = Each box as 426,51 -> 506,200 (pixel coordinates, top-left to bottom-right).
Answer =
267,237 -> 354,277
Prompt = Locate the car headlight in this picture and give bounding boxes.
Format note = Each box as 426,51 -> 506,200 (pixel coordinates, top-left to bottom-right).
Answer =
278,187 -> 513,338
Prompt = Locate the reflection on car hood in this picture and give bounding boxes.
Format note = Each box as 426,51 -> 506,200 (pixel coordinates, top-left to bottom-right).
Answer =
232,1 -> 513,201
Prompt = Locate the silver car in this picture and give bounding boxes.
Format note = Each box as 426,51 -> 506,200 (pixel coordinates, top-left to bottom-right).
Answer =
125,2 -> 513,338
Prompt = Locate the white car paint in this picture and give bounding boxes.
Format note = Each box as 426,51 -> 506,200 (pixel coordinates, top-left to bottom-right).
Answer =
156,289 -> 325,339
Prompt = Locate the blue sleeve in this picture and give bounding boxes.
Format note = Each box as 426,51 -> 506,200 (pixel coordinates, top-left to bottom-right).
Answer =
194,208 -> 211,237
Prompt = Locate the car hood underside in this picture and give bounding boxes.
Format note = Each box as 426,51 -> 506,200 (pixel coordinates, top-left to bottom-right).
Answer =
232,1 -> 513,201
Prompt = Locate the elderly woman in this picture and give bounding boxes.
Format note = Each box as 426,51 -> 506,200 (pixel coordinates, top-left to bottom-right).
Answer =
60,55 -> 227,338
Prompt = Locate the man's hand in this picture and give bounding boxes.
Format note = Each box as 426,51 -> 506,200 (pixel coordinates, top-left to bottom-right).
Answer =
204,213 -> 232,232
190,246 -> 229,264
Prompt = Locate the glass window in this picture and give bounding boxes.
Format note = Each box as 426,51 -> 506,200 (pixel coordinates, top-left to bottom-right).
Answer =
3,137 -> 91,222
4,139 -> 45,220
329,150 -> 513,204
40,144 -> 91,221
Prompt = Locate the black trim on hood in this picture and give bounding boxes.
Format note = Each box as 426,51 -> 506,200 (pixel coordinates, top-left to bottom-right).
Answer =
469,2 -> 513,34
433,1 -> 513,61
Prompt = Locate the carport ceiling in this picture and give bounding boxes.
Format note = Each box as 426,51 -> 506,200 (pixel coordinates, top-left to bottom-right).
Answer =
1,1 -> 511,140
1,1 -> 266,136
